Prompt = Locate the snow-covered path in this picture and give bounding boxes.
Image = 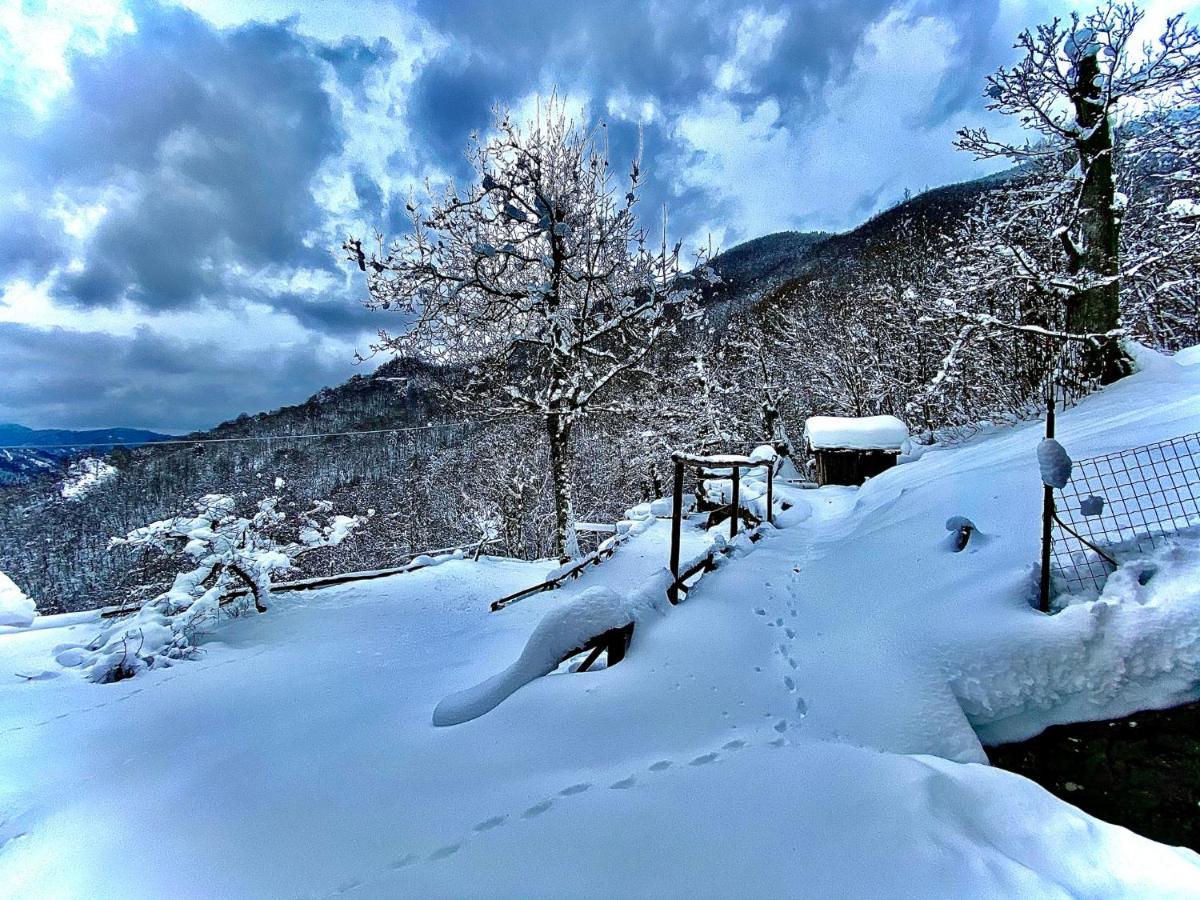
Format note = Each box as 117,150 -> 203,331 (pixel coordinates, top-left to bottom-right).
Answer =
3,348 -> 1200,898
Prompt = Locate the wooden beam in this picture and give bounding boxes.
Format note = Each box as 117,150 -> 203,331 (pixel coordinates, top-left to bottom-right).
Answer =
730,466 -> 740,539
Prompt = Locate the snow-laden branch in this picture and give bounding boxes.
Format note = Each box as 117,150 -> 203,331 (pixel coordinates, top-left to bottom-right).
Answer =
60,490 -> 365,683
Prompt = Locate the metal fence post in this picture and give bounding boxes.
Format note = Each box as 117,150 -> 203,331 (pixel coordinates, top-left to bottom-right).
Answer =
1039,391 -> 1056,613
669,458 -> 684,604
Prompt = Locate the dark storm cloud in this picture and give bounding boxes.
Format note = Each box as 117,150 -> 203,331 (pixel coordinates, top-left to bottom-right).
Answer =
919,0 -> 1057,127
402,0 -> 1022,242
0,322 -> 358,432
0,0 -> 1043,429
0,1 -> 346,312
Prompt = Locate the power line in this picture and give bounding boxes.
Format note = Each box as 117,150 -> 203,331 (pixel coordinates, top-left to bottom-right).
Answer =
0,414 -> 538,452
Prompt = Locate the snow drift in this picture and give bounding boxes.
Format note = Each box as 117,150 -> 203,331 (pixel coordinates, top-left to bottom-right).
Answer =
2,347 -> 1200,898
0,571 -> 37,627
434,571 -> 674,725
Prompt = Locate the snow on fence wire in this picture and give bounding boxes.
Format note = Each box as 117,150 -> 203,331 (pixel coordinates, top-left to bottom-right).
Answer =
1052,430 -> 1200,594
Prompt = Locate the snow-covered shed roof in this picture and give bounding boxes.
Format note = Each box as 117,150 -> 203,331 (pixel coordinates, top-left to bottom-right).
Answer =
804,415 -> 909,452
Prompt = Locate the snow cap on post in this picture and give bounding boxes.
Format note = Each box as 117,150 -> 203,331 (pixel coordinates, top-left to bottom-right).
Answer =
1038,438 -> 1073,489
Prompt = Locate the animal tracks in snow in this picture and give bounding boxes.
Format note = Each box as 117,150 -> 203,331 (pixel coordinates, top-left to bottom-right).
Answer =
316,563 -> 825,899
746,579 -> 811,735
316,732 -> 792,899
473,814 -> 506,832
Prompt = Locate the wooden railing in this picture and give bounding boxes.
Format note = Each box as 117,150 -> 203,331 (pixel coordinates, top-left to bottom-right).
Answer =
490,525 -> 634,611
667,452 -> 774,604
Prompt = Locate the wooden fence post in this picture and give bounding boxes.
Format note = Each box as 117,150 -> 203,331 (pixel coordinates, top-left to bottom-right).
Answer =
730,465 -> 740,539
669,457 -> 684,604
766,463 -> 774,525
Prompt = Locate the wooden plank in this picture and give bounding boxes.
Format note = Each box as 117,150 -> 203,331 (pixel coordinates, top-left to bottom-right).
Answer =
575,643 -> 606,673
491,528 -> 636,612
730,466 -> 740,539
766,465 -> 774,525
607,623 -> 634,665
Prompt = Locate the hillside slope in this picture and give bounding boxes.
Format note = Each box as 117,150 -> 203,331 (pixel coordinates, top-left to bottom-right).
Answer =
2,345 -> 1198,897
0,425 -> 172,484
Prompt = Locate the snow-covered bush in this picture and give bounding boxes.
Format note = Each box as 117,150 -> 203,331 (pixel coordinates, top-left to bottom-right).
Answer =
0,570 -> 37,627
58,491 -> 364,683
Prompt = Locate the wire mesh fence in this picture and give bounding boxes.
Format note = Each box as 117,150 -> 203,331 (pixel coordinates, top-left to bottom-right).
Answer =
1052,430 -> 1200,594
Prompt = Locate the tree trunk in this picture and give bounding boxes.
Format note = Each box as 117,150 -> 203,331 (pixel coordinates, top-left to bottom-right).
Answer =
546,410 -> 579,563
1067,50 -> 1131,384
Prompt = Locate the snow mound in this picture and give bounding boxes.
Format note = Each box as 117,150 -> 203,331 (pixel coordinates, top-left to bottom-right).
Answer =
955,530 -> 1200,744
805,415 -> 909,451
0,571 -> 37,627
434,573 -> 673,726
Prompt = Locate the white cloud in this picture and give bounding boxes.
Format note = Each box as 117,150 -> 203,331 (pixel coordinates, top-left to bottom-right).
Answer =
606,88 -> 660,125
672,5 -> 1027,244
714,6 -> 790,93
0,0 -> 135,116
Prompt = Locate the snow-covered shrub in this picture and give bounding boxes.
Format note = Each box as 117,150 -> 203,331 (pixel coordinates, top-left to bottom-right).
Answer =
0,571 -> 37,627
59,491 -> 364,683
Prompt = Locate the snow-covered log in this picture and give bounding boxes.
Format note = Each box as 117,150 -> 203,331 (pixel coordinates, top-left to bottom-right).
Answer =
435,571 -> 673,726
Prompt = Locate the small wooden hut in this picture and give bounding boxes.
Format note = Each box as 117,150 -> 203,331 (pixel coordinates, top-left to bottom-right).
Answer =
804,415 -> 908,486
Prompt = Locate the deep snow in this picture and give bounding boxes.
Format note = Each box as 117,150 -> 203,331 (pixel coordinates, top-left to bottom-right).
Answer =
2,347 -> 1200,898
0,572 -> 36,628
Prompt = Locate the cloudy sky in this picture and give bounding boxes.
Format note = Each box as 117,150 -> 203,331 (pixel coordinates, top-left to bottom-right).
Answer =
0,0 -> 1194,432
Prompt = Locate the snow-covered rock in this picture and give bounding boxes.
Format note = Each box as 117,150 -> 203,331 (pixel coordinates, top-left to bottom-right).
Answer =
0,571 -> 37,627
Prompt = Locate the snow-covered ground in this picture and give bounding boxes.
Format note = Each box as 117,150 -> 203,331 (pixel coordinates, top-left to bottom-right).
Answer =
59,458 -> 117,501
2,348 -> 1200,898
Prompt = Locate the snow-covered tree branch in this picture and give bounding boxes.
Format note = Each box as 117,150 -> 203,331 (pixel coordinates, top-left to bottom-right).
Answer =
955,2 -> 1200,384
60,490 -> 364,682
347,95 -> 710,560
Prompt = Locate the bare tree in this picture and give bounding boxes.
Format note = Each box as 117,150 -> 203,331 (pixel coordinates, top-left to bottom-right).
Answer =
347,97 -> 707,560
1121,83 -> 1200,348
957,2 -> 1200,383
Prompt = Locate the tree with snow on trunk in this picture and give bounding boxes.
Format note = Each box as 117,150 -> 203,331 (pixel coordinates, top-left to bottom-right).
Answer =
346,95 -> 710,561
956,2 -> 1200,384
